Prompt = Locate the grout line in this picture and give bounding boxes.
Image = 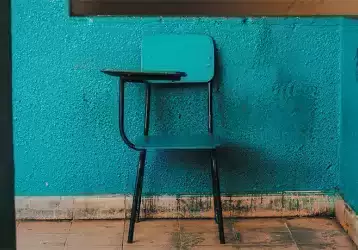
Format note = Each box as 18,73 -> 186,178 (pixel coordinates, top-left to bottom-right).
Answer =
178,219 -> 181,250
121,219 -> 126,250
285,222 -> 300,250
16,221 -> 19,249
177,210 -> 181,250
176,197 -> 181,250
229,219 -> 240,245
63,220 -> 73,250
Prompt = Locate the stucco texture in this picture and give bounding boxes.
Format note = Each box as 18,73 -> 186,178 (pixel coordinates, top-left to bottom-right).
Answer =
12,0 -> 341,196
340,18 -> 358,213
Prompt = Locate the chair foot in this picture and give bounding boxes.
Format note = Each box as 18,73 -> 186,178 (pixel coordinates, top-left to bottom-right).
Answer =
211,150 -> 225,244
127,151 -> 146,244
216,208 -> 225,244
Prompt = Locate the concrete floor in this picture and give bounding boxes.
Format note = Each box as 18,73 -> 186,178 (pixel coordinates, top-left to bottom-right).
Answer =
16,218 -> 357,250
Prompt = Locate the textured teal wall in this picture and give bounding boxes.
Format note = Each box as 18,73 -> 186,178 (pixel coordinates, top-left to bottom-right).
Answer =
340,18 -> 358,213
12,0 -> 342,196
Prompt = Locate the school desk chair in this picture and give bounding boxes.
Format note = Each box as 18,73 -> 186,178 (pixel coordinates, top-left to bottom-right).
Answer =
102,34 -> 225,244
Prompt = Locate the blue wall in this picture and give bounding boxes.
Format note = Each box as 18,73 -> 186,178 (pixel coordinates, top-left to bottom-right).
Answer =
340,18 -> 358,213
12,0 -> 342,196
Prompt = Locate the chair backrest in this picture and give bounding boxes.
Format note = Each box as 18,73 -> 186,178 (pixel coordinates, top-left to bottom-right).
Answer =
141,35 -> 214,83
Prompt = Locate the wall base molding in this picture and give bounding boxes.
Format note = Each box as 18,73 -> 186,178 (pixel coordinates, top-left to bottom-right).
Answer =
335,199 -> 358,246
16,191 -> 337,220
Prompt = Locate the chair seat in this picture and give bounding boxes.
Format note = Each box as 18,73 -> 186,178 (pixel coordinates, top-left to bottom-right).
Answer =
133,134 -> 222,150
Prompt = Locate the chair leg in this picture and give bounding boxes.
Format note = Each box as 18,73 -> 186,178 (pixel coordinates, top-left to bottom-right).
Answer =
211,179 -> 219,224
136,158 -> 145,223
210,152 -> 218,221
210,150 -> 225,244
128,151 -> 146,244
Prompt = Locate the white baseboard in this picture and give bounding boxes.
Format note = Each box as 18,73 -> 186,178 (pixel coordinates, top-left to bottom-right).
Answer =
15,191 -> 337,220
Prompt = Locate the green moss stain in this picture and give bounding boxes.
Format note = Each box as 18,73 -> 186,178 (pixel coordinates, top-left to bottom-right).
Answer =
171,226 -> 205,250
284,197 -> 300,211
222,197 -> 250,214
180,196 -> 212,217
171,230 -> 181,250
224,219 -> 242,249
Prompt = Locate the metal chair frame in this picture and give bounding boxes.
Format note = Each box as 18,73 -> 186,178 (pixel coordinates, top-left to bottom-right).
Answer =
102,62 -> 225,245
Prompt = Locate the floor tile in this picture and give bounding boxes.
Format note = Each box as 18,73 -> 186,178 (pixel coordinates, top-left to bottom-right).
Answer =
17,221 -> 69,247
233,218 -> 288,232
237,230 -> 293,245
298,244 -> 356,250
65,246 -> 120,250
123,245 -> 176,249
287,218 -> 342,231
237,245 -> 298,250
17,221 -> 71,234
291,230 -> 354,247
66,233 -> 123,246
67,220 -> 124,247
232,219 -> 293,246
14,218 -> 357,250
178,220 -> 219,231
17,246 -> 65,250
123,220 -> 179,246
70,220 -> 124,234
287,217 -> 356,249
178,219 -> 238,247
191,246 -> 246,249
17,233 -> 67,247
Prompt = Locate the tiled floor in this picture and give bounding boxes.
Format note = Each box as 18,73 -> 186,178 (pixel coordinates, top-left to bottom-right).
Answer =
17,218 -> 357,250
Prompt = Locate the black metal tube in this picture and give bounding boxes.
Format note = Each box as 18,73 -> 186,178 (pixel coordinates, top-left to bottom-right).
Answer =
135,150 -> 146,223
135,84 -> 150,222
144,83 -> 151,136
118,78 -> 138,150
208,81 -> 213,134
210,151 -> 219,224
211,150 -> 225,244
128,150 -> 146,243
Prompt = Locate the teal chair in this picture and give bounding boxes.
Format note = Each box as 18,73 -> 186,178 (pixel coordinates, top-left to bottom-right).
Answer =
102,35 -> 225,244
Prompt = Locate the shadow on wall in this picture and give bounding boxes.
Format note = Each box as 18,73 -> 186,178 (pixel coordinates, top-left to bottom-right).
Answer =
144,68 -> 320,195
140,34 -> 332,194
214,34 -> 319,192
152,143 -> 303,194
